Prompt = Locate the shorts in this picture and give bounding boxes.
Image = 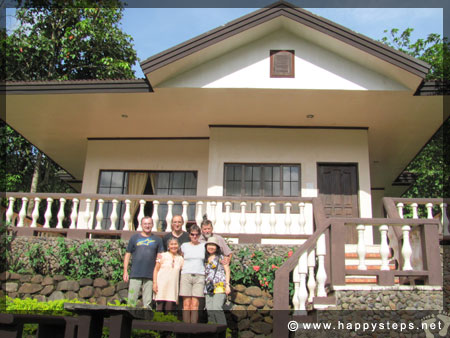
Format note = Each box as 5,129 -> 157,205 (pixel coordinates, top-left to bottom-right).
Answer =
179,273 -> 205,298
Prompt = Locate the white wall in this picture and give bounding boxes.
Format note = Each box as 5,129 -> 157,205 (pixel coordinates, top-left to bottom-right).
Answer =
207,127 -> 373,242
79,131 -> 374,243
160,30 -> 407,91
81,139 -> 210,195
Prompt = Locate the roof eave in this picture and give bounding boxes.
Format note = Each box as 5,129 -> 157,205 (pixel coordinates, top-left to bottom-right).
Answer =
4,79 -> 153,95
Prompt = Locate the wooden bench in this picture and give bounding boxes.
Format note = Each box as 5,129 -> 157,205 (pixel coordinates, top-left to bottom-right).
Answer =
0,313 -> 77,338
130,320 -> 227,338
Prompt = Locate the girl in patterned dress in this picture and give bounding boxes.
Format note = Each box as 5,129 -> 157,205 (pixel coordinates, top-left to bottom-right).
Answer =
204,236 -> 231,325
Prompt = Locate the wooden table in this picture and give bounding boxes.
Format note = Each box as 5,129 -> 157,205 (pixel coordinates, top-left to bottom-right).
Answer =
63,303 -> 152,338
0,313 -> 77,338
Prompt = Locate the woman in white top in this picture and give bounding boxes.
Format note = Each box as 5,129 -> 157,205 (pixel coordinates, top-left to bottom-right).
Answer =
179,224 -> 206,323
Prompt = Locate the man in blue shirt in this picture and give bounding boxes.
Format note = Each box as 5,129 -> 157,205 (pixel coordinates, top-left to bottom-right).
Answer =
123,216 -> 163,308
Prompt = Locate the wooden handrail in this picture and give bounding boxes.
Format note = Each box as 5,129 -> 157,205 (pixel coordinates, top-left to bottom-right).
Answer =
386,197 -> 444,204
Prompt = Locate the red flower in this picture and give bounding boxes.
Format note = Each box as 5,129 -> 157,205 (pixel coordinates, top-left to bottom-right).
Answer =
263,277 -> 266,281
272,264 -> 278,269
253,265 -> 260,272
19,48 -> 23,53
288,250 -> 293,257
69,35 -> 74,40
251,253 -> 255,258
265,281 -> 269,286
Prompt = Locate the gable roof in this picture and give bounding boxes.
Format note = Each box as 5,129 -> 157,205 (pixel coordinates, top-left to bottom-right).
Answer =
140,1 -> 430,84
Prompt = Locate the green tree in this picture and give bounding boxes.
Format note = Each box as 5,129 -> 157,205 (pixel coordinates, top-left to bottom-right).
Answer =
380,28 -> 449,198
381,28 -> 449,80
5,0 -> 138,80
2,1 -> 138,199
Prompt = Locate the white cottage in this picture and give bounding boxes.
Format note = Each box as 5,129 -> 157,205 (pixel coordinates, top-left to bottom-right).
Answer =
4,4 -> 447,331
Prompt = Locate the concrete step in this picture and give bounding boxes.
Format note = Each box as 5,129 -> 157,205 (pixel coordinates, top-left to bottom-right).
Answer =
343,245 -> 398,284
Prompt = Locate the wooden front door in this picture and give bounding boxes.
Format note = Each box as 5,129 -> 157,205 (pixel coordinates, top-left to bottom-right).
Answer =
317,164 -> 359,243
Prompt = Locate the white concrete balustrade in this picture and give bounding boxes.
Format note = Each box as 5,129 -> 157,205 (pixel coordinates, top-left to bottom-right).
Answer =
395,200 -> 449,236
292,245 -> 321,312
4,193 -> 314,238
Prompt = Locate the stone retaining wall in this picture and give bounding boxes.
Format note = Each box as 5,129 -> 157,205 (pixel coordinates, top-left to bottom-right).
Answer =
2,272 -> 128,305
4,236 -> 449,337
334,290 -> 443,310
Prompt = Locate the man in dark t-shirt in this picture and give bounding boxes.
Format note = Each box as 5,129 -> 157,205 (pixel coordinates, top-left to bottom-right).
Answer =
162,215 -> 190,251
123,216 -> 163,308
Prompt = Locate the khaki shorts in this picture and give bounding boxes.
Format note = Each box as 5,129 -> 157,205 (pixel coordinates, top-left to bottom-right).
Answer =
179,273 -> 205,298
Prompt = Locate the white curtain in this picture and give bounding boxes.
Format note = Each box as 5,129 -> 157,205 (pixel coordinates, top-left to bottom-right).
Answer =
128,172 -> 149,229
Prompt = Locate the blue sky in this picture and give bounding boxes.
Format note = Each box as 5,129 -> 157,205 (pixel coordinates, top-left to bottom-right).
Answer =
5,6 -> 444,79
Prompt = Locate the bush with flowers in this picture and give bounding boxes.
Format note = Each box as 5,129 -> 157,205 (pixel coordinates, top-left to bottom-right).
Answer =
229,247 -> 295,294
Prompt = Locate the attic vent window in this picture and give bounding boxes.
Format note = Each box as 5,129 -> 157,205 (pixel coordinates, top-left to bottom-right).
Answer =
270,50 -> 295,78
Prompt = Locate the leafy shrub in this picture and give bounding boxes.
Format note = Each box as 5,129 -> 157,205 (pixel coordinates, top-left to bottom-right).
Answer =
7,237 -> 126,282
230,247 -> 294,293
5,296 -> 88,315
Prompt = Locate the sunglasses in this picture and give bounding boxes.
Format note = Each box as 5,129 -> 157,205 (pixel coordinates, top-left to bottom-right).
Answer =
189,233 -> 200,237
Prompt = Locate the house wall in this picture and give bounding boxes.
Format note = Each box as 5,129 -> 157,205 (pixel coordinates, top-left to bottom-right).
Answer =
78,129 -> 374,243
78,139 -> 209,228
81,139 -> 210,195
160,29 -> 407,91
207,127 -> 373,243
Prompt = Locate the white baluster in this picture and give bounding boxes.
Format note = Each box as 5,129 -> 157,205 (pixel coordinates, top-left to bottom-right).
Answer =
30,197 -> 41,228
379,225 -> 390,270
239,202 -> 247,233
95,199 -> 104,230
70,198 -> 79,229
83,198 -> 91,229
6,197 -> 15,225
137,199 -> 145,231
356,224 -> 367,270
166,200 -> 174,232
297,251 -> 308,311
122,199 -> 131,231
441,203 -> 449,237
411,203 -> 418,219
401,224 -> 413,270
426,203 -> 434,219
269,202 -> 276,234
44,198 -> 53,228
224,202 -> 231,233
292,264 -> 301,312
396,202 -> 404,218
315,233 -> 327,297
284,202 -> 292,234
152,200 -> 160,231
195,201 -> 203,226
210,201 -> 217,229
181,201 -> 189,231
298,202 -> 306,234
426,202 -> 439,233
109,199 -> 118,230
17,197 -> 28,227
307,250 -> 316,303
56,198 -> 66,229
255,202 -> 262,233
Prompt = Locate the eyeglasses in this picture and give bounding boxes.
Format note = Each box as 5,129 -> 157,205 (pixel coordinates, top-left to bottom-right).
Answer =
190,233 -> 200,237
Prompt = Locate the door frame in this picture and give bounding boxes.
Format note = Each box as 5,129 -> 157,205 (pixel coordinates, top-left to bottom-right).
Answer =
316,162 -> 360,215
